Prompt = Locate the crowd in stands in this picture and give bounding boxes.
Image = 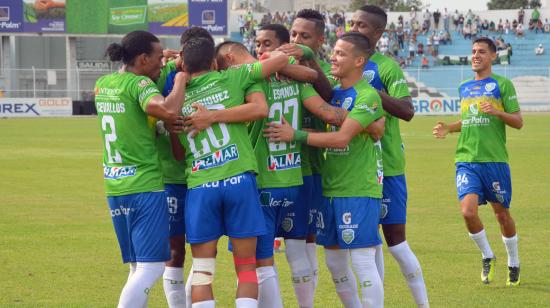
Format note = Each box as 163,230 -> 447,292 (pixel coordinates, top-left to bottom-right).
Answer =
238,6 -> 548,69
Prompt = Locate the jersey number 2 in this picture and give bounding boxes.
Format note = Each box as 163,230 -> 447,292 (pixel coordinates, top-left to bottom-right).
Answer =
101,115 -> 122,163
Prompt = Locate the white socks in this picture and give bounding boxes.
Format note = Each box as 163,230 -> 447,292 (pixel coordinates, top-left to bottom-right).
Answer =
388,241 -> 428,307
163,266 -> 186,308
235,298 -> 258,308
128,262 -> 137,282
257,266 -> 283,308
374,244 -> 385,281
118,262 -> 165,308
350,248 -> 384,308
284,239 -> 314,308
306,243 -> 319,289
191,300 -> 215,308
502,234 -> 520,267
469,229 -> 495,259
185,267 -> 193,308
324,249 -> 361,308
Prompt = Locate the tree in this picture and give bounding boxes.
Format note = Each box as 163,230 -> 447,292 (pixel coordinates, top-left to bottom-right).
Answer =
349,0 -> 423,12
487,0 -> 541,9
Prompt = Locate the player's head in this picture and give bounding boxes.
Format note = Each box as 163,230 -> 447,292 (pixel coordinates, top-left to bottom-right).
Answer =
180,26 -> 214,46
472,37 -> 497,73
256,24 -> 289,57
291,9 -> 325,52
106,30 -> 163,82
215,41 -> 254,70
330,32 -> 371,78
182,37 -> 216,74
350,5 -> 387,46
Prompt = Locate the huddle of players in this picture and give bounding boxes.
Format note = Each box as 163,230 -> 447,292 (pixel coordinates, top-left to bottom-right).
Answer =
94,4 -> 522,308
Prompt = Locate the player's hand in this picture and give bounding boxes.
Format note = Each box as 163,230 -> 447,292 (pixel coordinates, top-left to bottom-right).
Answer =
183,103 -> 213,136
175,71 -> 191,84
263,117 -> 295,142
162,49 -> 180,66
480,102 -> 500,116
366,116 -> 386,141
276,43 -> 304,59
164,116 -> 185,134
432,121 -> 449,139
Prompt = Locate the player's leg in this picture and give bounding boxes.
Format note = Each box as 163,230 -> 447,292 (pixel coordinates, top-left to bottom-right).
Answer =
280,186 -> 314,308
118,192 -> 171,308
305,174 -> 322,290
381,175 -> 428,307
317,197 -> 361,308
164,184 -> 188,308
185,180 -> 225,306
224,173 -> 269,307
335,197 -> 383,308
456,163 -> 495,283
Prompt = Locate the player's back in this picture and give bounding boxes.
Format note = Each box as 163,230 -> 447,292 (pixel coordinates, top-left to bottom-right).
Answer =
456,73 -> 520,163
94,72 -> 163,196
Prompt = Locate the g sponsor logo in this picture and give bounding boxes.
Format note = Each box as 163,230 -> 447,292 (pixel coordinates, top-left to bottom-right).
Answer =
492,181 -> 501,191
342,212 -> 351,225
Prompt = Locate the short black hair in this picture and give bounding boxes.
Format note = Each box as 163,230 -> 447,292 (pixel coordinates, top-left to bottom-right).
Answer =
180,26 -> 214,46
105,30 -> 159,64
215,41 -> 248,56
296,9 -> 325,34
339,32 -> 371,57
359,5 -> 388,29
183,37 -> 215,73
259,24 -> 290,44
473,37 -> 497,53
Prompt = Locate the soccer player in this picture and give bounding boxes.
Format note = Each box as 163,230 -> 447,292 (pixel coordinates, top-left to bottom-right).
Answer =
350,5 -> 429,307
174,37 -> 290,308
95,30 -> 189,307
265,32 -> 385,308
433,37 -> 523,286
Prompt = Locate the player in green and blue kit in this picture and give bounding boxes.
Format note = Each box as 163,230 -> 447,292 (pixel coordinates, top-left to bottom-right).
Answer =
350,5 -> 429,306
265,32 -> 386,308
173,37 -> 291,308
433,37 -> 523,287
95,31 -> 189,308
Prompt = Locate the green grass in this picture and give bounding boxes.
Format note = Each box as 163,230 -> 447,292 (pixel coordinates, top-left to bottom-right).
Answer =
1,115 -> 549,307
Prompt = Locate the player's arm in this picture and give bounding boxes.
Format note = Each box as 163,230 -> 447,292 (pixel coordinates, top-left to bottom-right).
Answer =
146,72 -> 189,126
365,116 -> 386,141
302,95 -> 348,126
480,103 -> 523,129
378,92 -> 414,121
257,51 -> 290,78
379,63 -> 414,121
170,133 -> 185,161
276,43 -> 315,61
264,117 -> 364,149
305,59 -> 333,102
278,64 -> 318,83
432,120 -> 462,138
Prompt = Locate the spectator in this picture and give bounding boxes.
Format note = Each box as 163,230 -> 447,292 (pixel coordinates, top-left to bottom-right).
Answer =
516,23 -> 524,38
535,19 -> 543,33
489,20 -> 496,32
531,7 -> 540,25
417,42 -> 424,55
512,19 -> 518,31
433,9 -> 441,30
397,24 -> 405,50
426,33 -> 433,55
433,31 -> 440,56
443,8 -> 450,31
463,21 -> 472,40
398,56 -> 407,68
518,7 -> 525,25
410,7 -> 417,24
544,19 -> 550,33
391,40 -> 400,57
504,19 -> 510,35
441,31 -> 452,45
423,9 -> 431,32
481,20 -> 489,32
379,33 -> 390,54
421,56 -> 429,69
453,9 -> 460,31
238,15 -> 246,36
458,14 -> 465,34
408,40 -> 416,63
535,43 -> 544,55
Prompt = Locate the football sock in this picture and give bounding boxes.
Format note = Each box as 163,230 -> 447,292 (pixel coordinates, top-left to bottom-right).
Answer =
256,266 -> 283,308
388,241 -> 429,307
285,239 -> 314,308
118,262 -> 165,308
191,300 -> 215,308
350,248 -> 384,308
324,249 -> 361,308
469,229 -> 495,259
374,244 -> 385,281
235,298 -> 258,308
502,234 -> 520,267
128,262 -> 137,282
306,243 -> 319,290
185,267 -> 193,308
163,266 -> 186,308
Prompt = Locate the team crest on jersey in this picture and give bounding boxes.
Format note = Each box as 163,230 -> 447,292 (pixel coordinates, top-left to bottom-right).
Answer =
469,103 -> 479,115
342,97 -> 354,110
342,228 -> 355,244
485,82 -> 496,92
363,70 -> 376,83
342,212 -> 352,224
282,217 -> 294,232
191,144 -> 239,173
267,152 -> 301,171
138,79 -> 151,88
104,165 -> 137,179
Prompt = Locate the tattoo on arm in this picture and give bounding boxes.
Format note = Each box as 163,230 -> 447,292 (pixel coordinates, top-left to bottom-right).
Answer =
319,103 -> 346,125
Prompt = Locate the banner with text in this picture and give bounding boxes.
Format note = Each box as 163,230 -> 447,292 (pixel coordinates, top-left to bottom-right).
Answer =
412,95 -> 461,115
0,97 -> 72,117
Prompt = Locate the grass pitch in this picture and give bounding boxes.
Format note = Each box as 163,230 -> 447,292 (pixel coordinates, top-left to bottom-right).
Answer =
0,115 -> 549,307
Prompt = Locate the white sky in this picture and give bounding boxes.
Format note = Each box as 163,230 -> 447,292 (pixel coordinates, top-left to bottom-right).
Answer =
423,0 -> 489,12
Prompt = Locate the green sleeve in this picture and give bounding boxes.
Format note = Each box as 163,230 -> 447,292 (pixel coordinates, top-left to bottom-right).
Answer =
348,90 -> 383,128
500,79 -> 520,113
135,77 -> 162,112
296,44 -> 314,60
226,62 -> 265,91
299,82 -> 320,101
380,60 -> 410,99
156,61 -> 177,92
245,81 -> 265,96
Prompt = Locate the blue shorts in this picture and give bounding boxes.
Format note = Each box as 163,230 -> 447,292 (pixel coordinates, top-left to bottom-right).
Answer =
305,174 -> 323,236
108,191 -> 170,263
379,175 -> 408,225
316,196 -> 382,249
165,184 -> 187,238
185,172 -> 267,244
456,162 -> 512,208
254,186 -> 301,259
